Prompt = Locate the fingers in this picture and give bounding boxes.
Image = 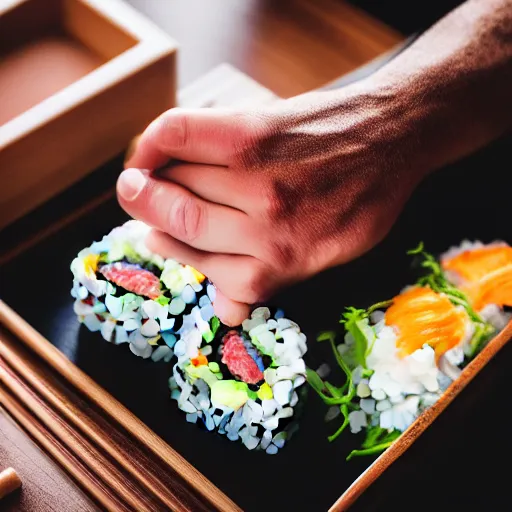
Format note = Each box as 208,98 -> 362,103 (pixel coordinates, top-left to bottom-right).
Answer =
117,168 -> 259,256
125,108 -> 263,170
212,289 -> 251,327
146,232 -> 250,325
146,230 -> 275,305
158,163 -> 253,213
145,229 -> 212,274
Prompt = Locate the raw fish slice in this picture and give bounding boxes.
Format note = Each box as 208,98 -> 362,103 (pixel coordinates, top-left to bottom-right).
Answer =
221,330 -> 264,385
442,244 -> 512,310
386,287 -> 468,359
99,262 -> 160,299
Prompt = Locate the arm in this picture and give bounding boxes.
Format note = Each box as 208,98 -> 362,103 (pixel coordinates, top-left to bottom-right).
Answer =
117,0 -> 512,325
370,0 -> 512,173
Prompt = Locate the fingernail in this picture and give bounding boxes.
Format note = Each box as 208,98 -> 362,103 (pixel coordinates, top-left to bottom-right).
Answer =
118,168 -> 146,201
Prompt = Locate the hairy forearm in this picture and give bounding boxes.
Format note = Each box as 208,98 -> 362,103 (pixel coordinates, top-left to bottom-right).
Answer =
369,0 -> 512,174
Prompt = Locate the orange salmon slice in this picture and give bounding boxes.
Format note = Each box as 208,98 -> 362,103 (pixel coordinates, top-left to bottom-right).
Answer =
442,245 -> 512,310
386,287 -> 468,359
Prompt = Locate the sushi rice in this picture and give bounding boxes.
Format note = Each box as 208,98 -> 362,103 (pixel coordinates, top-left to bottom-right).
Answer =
71,220 -> 309,453
72,223 -> 510,458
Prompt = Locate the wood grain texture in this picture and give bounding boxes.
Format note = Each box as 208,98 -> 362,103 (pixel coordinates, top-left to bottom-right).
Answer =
127,0 -> 403,97
0,407 -> 98,512
0,0 -> 177,230
0,305 -> 241,512
1,283 -> 511,512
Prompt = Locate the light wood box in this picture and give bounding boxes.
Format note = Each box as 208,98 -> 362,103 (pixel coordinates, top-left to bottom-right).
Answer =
0,0 -> 177,230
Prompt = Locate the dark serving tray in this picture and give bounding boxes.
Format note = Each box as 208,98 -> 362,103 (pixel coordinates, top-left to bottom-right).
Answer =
1,135 -> 511,511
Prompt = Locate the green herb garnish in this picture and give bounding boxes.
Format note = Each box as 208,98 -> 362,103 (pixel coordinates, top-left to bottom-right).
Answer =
307,242 -> 498,461
340,309 -> 371,367
346,427 -> 401,461
211,316 -> 220,336
156,295 -> 170,306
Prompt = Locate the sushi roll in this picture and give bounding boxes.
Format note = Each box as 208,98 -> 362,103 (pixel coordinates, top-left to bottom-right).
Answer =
71,220 -> 217,362
441,240 -> 512,330
169,306 -> 308,454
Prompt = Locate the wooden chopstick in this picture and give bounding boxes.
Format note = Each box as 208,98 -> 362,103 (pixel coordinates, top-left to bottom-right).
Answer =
0,334 -> 189,511
0,387 -> 127,512
0,467 -> 22,500
0,359 -> 159,512
0,325 -> 223,512
0,302 -> 240,512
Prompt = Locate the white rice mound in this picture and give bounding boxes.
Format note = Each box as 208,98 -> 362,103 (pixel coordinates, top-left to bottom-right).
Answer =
340,310 -> 475,435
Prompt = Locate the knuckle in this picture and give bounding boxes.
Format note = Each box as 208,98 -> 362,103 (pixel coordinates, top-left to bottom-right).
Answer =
258,187 -> 278,218
159,110 -> 188,150
232,111 -> 274,167
169,194 -> 204,242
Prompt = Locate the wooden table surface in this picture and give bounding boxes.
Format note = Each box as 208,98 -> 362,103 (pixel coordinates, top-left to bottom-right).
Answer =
0,408 -> 97,512
126,0 -> 403,97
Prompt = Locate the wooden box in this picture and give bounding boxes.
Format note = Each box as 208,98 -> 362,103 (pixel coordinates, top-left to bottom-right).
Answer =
0,0 -> 177,230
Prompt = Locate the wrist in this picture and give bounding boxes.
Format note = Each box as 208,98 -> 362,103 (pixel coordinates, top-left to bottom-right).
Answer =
362,0 -> 512,174
339,76 -> 436,183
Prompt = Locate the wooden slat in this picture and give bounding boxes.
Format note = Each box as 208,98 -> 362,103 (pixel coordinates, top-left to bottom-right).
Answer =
0,0 -> 177,231
0,361 -> 161,511
0,390 -> 127,512
0,332 -> 205,511
0,188 -> 115,267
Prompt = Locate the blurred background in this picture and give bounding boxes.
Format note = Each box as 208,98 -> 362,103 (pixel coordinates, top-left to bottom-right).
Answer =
0,0 -> 465,232
125,0 -> 463,97
0,0 -> 464,126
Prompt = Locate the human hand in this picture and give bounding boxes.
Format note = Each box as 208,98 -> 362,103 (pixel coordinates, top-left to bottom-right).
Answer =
118,81 -> 426,325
